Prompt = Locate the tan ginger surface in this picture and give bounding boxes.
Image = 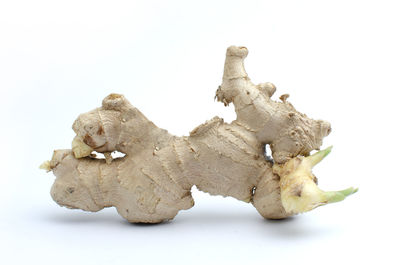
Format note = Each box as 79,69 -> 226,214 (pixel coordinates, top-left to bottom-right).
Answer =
42,46 -> 356,223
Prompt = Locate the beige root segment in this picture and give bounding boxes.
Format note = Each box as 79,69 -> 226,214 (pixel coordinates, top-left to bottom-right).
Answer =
42,46 -> 356,223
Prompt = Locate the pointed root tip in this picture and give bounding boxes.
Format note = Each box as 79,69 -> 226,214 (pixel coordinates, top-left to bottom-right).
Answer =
325,145 -> 333,153
341,186 -> 358,196
306,145 -> 333,167
319,145 -> 333,157
325,187 -> 358,203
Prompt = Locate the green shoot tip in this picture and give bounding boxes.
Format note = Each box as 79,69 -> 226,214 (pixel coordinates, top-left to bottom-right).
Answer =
325,187 -> 358,203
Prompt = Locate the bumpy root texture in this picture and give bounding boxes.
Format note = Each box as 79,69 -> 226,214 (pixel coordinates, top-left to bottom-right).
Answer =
41,46 -> 355,223
216,46 -> 331,164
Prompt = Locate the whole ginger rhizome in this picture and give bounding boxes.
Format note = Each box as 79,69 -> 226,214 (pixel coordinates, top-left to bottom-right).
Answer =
41,46 -> 357,223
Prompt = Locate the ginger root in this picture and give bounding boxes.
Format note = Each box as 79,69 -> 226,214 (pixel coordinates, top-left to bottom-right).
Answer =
41,46 -> 356,223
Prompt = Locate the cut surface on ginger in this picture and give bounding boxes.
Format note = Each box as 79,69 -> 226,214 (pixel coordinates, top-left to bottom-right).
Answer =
41,46 -> 356,223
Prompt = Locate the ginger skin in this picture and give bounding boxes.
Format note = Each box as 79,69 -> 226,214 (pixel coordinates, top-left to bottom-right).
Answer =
43,46 -> 355,223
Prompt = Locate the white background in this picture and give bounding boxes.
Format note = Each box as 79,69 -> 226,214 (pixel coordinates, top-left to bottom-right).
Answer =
1,0 -> 399,264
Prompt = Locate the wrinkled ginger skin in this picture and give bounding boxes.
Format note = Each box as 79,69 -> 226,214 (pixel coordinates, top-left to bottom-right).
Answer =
216,46 -> 331,164
50,150 -> 193,223
46,46 -> 333,223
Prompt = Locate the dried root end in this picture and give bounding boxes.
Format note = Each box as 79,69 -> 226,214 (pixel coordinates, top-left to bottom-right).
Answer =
104,152 -> 113,165
39,160 -> 51,172
72,136 -> 93,158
